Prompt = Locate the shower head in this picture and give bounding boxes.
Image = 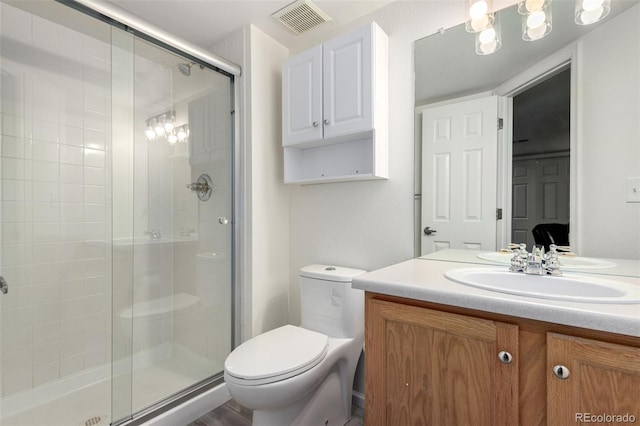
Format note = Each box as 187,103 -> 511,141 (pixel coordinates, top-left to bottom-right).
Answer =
178,63 -> 193,76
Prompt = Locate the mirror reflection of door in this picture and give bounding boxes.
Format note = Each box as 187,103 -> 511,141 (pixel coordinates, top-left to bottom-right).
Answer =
511,68 -> 571,249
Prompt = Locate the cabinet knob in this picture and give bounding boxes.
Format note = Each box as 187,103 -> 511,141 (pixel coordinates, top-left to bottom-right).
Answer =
552,365 -> 570,379
498,351 -> 513,364
324,119 -> 330,125
313,121 -> 318,127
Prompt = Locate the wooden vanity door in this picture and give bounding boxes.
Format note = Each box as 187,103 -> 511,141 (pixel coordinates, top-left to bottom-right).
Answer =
547,333 -> 640,425
366,298 -> 519,426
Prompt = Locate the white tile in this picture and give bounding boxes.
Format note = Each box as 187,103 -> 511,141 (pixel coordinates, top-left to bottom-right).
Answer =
31,140 -> 59,163
2,285 -> 33,310
60,241 -> 85,261
84,148 -> 105,168
59,260 -> 85,282
60,334 -> 85,358
83,222 -> 106,240
4,347 -> 33,372
32,202 -> 60,222
2,243 -> 33,266
60,144 -> 83,165
84,92 -> 107,115
33,104 -> 59,124
84,346 -> 107,369
83,258 -> 108,278
59,105 -> 83,128
60,298 -> 85,321
0,112 -> 25,137
33,341 -> 60,367
60,203 -> 84,222
83,111 -> 107,133
2,157 -> 25,180
3,369 -> 33,396
84,166 -> 105,186
60,164 -> 82,184
83,204 -> 106,222
60,222 -> 84,242
84,185 -> 105,204
60,316 -> 85,339
1,265 -> 33,287
31,262 -> 61,284
59,125 -> 83,146
2,179 -> 26,201
33,222 -> 60,242
60,184 -> 83,203
2,222 -> 30,244
1,135 -> 26,158
58,87 -> 83,111
33,361 -> 60,387
33,323 -> 60,347
83,311 -> 107,333
60,353 -> 84,377
2,201 -> 25,223
85,293 -> 108,314
31,182 -> 59,203
31,282 -> 61,306
60,278 -> 85,301
32,302 -> 60,326
2,306 -> 34,331
33,242 -> 62,263
84,129 -> 105,150
33,15 -> 60,43
32,161 -> 59,183
31,119 -> 59,143
2,326 -> 33,354
84,37 -> 110,62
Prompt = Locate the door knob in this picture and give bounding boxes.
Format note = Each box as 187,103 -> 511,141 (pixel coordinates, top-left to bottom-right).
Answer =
423,226 -> 437,235
313,121 -> 318,127
552,365 -> 570,379
218,217 -> 229,225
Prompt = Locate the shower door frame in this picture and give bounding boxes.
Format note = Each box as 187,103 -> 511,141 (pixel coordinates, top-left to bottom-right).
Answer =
55,0 -> 243,424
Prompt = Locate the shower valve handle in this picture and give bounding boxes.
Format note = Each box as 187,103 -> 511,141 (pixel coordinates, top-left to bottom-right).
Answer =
186,182 -> 210,194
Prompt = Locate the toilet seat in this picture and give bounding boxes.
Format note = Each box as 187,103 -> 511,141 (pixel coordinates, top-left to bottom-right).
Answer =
224,325 -> 328,386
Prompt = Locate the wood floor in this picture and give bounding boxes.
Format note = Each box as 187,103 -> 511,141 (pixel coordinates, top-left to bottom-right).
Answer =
188,399 -> 365,426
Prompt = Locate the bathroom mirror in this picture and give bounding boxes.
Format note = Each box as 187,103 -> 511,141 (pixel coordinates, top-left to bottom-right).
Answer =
414,1 -> 640,277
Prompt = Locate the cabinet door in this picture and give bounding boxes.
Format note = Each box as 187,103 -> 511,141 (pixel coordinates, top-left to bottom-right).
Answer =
366,299 -> 519,426
547,333 -> 640,425
322,24 -> 373,139
282,45 -> 323,146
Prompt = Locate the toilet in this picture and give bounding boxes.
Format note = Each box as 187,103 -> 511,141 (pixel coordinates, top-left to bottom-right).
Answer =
224,264 -> 365,426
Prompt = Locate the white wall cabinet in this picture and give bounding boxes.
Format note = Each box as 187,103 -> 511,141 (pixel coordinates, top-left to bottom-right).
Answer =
282,22 -> 388,184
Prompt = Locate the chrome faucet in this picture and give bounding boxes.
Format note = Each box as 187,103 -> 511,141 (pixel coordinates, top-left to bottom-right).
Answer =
510,243 -> 562,276
144,229 -> 162,240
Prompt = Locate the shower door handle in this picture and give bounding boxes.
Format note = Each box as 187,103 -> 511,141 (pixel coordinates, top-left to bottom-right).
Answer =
0,276 -> 8,294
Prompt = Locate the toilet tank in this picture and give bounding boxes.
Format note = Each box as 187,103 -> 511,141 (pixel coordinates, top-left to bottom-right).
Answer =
299,265 -> 366,338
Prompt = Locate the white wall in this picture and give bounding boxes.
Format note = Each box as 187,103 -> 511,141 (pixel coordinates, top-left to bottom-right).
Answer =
576,4 -> 640,259
211,26 -> 290,341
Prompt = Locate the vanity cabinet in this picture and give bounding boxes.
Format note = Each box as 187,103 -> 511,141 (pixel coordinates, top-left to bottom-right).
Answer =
282,22 -> 388,184
365,293 -> 640,426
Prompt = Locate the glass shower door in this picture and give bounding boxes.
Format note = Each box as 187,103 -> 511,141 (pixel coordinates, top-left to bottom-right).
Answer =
111,31 -> 234,422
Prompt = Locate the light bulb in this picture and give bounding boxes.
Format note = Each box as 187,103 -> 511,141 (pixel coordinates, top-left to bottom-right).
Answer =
524,0 -> 544,12
579,7 -> 604,24
470,15 -> 490,31
164,115 -> 175,133
479,39 -> 498,54
479,27 -> 496,44
527,10 -> 547,29
582,0 -> 604,12
168,133 -> 178,144
145,127 -> 156,140
177,127 -> 187,141
155,122 -> 165,136
469,1 -> 489,19
526,22 -> 548,40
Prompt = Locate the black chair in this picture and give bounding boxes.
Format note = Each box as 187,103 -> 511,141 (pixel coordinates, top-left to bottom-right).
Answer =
531,223 -> 569,251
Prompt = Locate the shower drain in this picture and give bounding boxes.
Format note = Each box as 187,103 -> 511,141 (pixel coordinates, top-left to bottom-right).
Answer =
81,415 -> 107,426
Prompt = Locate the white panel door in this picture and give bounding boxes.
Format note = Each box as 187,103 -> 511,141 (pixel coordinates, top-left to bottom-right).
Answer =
282,45 -> 323,146
322,24 -> 373,139
421,96 -> 499,255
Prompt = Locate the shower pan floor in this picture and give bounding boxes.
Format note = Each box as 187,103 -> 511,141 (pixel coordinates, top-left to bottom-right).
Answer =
2,355 -> 218,426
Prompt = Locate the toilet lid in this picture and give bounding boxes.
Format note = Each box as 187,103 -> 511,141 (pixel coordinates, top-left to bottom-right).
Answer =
224,325 -> 328,383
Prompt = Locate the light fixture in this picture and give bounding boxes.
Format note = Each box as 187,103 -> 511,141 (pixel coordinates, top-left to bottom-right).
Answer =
144,111 -> 186,143
167,133 -> 178,144
475,13 -> 501,55
575,0 -> 610,25
466,0 -> 494,32
176,124 -> 189,143
164,113 -> 175,133
519,0 -> 552,41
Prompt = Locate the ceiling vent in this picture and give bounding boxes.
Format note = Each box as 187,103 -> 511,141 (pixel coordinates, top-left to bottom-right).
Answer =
272,0 -> 332,35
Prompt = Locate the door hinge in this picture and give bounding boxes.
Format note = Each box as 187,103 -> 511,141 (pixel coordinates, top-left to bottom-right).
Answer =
496,208 -> 503,220
498,118 -> 504,130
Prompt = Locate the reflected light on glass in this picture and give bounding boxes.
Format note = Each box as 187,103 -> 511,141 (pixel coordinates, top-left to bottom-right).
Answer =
164,114 -> 175,133
167,133 -> 178,144
475,15 -> 501,55
520,0 -> 552,41
466,0 -> 493,32
146,119 -> 157,140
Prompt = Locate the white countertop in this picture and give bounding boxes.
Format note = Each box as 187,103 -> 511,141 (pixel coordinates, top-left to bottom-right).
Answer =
352,257 -> 640,338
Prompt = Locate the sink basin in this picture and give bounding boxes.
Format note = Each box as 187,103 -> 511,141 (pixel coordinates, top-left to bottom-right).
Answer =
477,252 -> 616,269
444,268 -> 640,304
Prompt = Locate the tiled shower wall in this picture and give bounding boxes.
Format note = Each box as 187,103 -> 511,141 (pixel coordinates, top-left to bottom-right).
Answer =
0,4 -> 112,397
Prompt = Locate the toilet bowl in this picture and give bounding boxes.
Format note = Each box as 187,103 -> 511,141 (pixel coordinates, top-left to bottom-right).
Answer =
224,265 -> 365,426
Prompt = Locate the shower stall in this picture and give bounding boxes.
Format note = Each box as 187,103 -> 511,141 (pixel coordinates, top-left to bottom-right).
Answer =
0,1 -> 239,424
